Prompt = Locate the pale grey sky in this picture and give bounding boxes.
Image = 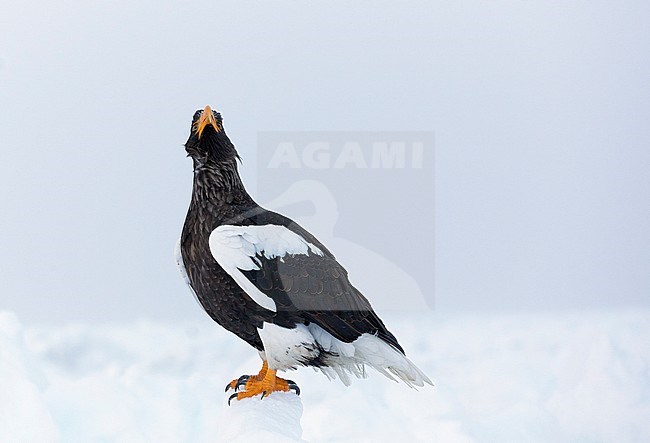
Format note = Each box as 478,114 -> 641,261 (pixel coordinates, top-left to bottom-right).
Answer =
1,1 -> 648,323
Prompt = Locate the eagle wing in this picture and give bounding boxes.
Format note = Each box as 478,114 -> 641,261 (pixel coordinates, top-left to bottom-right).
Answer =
208,209 -> 404,353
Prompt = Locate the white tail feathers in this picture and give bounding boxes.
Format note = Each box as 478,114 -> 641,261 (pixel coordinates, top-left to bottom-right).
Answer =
353,334 -> 433,388
307,324 -> 433,388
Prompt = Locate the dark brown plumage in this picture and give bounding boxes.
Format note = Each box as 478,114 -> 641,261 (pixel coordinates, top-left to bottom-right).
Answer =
179,107 -> 401,355
177,106 -> 430,398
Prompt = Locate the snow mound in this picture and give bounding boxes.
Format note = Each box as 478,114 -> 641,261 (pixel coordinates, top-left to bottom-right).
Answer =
0,312 -> 58,442
2,309 -> 650,442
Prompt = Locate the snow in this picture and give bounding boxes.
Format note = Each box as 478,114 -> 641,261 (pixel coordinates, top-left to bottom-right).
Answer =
223,394 -> 305,443
0,312 -> 58,442
2,309 -> 650,442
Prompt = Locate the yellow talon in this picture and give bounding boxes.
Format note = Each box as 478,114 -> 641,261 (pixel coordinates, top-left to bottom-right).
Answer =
226,361 -> 299,404
225,361 -> 269,392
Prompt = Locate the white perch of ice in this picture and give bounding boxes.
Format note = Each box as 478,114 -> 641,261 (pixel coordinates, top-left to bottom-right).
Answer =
220,393 -> 306,443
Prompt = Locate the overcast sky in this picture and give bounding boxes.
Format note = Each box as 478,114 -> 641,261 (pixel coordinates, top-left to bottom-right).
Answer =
1,1 -> 648,323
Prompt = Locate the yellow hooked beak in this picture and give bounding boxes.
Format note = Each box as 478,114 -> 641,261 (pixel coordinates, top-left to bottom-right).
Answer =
194,105 -> 220,138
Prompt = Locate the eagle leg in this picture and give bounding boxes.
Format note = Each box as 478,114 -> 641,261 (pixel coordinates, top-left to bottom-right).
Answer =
227,363 -> 300,405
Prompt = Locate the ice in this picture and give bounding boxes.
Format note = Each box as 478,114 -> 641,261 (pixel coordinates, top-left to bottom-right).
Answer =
1,309 -> 649,442
222,394 -> 305,442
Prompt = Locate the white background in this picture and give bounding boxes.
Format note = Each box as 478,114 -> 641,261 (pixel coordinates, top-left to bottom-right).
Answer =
1,1 -> 648,320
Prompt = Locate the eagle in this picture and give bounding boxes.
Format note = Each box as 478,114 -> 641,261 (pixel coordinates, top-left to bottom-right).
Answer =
176,105 -> 432,404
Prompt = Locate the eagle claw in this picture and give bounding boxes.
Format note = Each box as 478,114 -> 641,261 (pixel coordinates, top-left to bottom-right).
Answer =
235,375 -> 250,391
225,363 -> 300,405
225,375 -> 251,392
286,380 -> 301,396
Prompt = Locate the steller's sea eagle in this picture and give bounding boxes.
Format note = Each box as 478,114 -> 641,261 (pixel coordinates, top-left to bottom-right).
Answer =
176,105 -> 432,404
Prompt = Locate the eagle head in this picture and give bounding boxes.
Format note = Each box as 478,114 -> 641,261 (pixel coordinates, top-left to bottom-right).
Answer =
185,105 -> 239,165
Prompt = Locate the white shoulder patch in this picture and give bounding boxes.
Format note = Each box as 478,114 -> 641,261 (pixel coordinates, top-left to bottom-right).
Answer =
209,224 -> 324,312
